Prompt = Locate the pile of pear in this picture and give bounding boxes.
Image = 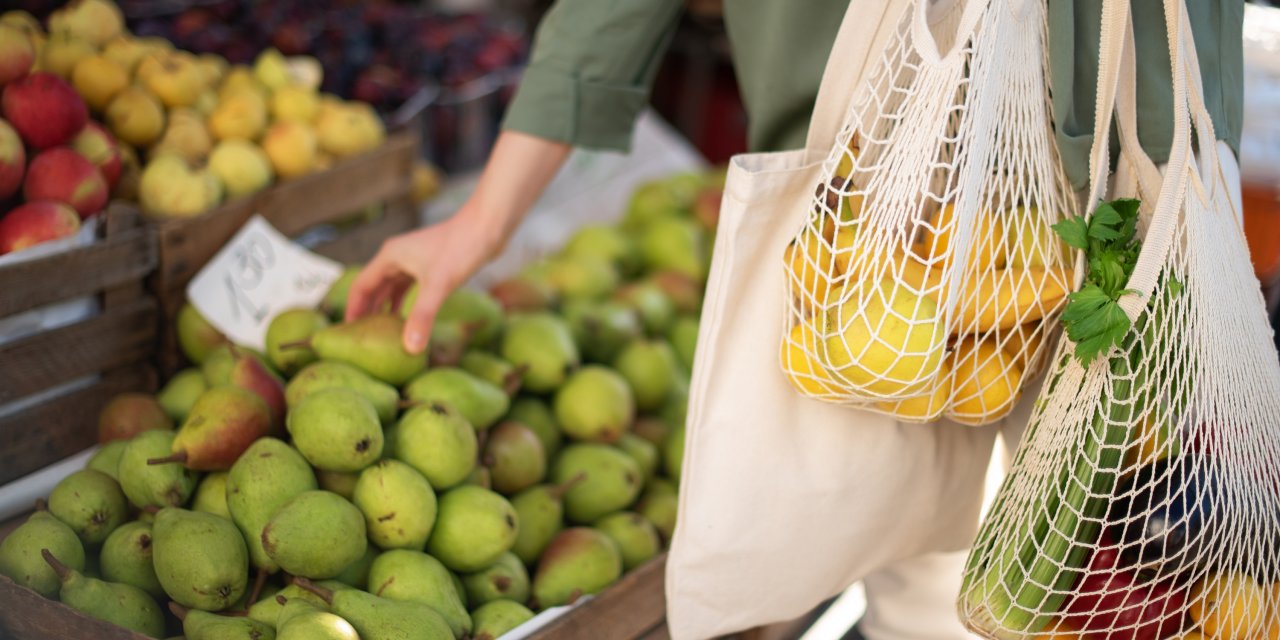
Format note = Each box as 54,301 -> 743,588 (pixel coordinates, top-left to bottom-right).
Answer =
0,171 -> 721,639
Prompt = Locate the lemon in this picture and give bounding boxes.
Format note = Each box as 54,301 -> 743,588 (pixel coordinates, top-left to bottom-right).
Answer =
917,203 -> 1006,271
781,323 -> 839,396
946,335 -> 1022,425
877,357 -> 951,421
784,229 -> 837,313
1190,572 -> 1266,639
1002,205 -> 1064,269
824,278 -> 945,397
999,322 -> 1046,368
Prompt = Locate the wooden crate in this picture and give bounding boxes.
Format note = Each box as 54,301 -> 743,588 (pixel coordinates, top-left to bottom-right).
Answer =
0,205 -> 158,486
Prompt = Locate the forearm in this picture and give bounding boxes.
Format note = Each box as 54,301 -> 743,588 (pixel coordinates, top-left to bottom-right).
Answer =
457,130 -> 572,258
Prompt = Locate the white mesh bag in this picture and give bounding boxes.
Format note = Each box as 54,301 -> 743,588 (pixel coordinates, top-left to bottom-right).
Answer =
779,0 -> 1078,427
958,0 -> 1280,637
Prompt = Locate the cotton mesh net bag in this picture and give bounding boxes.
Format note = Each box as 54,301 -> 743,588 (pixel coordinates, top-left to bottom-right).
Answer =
959,0 -> 1280,637
779,0 -> 1077,426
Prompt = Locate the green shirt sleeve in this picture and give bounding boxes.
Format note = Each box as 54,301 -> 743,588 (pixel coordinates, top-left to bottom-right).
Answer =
501,0 -> 685,152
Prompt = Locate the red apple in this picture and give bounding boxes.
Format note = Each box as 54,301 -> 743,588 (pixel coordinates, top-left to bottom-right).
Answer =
23,147 -> 108,218
0,23 -> 34,86
0,201 -> 81,254
0,117 -> 23,199
70,122 -> 121,190
2,73 -> 88,149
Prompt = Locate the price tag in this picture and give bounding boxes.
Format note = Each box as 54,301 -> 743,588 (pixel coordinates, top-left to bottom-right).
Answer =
187,215 -> 344,351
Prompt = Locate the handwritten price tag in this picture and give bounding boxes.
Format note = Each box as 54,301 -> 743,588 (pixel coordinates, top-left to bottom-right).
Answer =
187,215 -> 344,351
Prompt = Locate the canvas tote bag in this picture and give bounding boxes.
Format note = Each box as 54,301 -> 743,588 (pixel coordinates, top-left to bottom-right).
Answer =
665,1 -> 1006,637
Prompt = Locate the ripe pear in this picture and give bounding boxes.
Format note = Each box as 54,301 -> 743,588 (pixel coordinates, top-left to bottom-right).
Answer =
0,511 -> 85,598
152,108 -> 213,165
87,440 -> 128,480
285,361 -> 399,425
616,433 -> 660,480
228,438 -> 317,575
71,53 -> 127,111
287,387 -> 383,472
466,466 -> 493,490
176,303 -> 226,364
105,86 -> 165,148
316,469 -> 359,500
426,486 -> 519,572
261,120 -> 318,180
262,491 -> 366,579
434,288 -> 505,347
118,430 -> 198,508
304,315 -> 427,385
48,469 -> 128,545
319,265 -> 361,320
201,343 -> 272,386
638,217 -> 706,281
294,577 -> 454,640
614,281 -> 677,337
552,444 -> 643,523
460,351 -> 526,396
152,508 -> 249,611
508,475 -> 583,565
224,349 -> 288,431
100,521 -> 164,598
532,528 -> 622,608
172,603 -> 275,640
209,89 -> 268,141
461,552 -> 529,607
48,0 -> 123,47
248,580 -> 351,627
508,397 -> 563,460
153,385 -> 272,470
98,392 -> 173,443
393,402 -> 477,490
483,421 -> 547,495
595,512 -> 661,570
613,339 -> 680,412
145,53 -> 206,108
668,315 -> 699,372
316,102 -> 385,158
352,459 -> 437,550
42,549 -> 164,637
278,606 -> 359,640
563,224 -> 641,277
39,31 -> 93,79
489,274 -> 557,312
501,313 -> 580,393
209,139 -> 273,198
197,53 -> 226,86
424,318 -> 476,367
266,309 -> 329,375
471,600 -> 535,640
544,253 -> 620,301
561,299 -> 644,364
404,368 -> 509,431
554,366 -> 634,443
333,545 -> 376,590
636,478 -> 678,542
252,48 -> 290,90
156,369 -> 207,424
191,471 -> 231,518
139,154 -> 223,218
367,550 -> 471,638
270,85 -> 319,122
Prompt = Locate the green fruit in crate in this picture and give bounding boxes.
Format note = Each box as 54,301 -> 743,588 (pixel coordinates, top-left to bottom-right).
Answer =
471,600 -> 535,640
624,177 -> 699,229
160,385 -> 273,471
482,421 -> 547,495
48,469 -> 128,545
98,393 -> 174,443
659,377 -> 690,434
201,344 -> 274,386
333,545 -> 376,590
100,521 -> 164,599
636,479 -> 678,542
152,508 -> 248,611
87,440 -> 128,480
425,319 -> 474,367
551,444 -> 643,524
450,571 -> 468,608
466,466 -> 493,490
554,365 -> 634,443
305,315 -> 427,386
41,549 -> 165,638
461,552 -> 529,608
429,287 -> 505,347
316,469 -> 359,499
352,459 -> 437,550
208,139 -> 274,199
293,577 -> 454,640
507,397 -> 563,460
426,486 -> 519,572
266,308 -> 330,376
0,511 -> 85,598
378,421 -> 401,460
616,433 -> 660,480
191,471 -> 231,518
501,313 -> 580,394
460,350 -> 525,395
613,339 -> 680,413
531,528 -> 622,609
175,603 -> 276,640
561,299 -> 644,364
614,282 -> 677,337
665,426 -> 686,483
276,595 -> 323,628
262,491 -> 367,580
544,254 -> 621,301
225,351 -> 289,430
508,476 -> 582,566
488,274 -> 557,313
278,608 -> 360,640
248,580 -> 352,627
287,387 -> 383,472
563,224 -> 641,277
595,512 -> 661,571
156,368 -> 208,424
668,315 -> 699,373
403,368 -> 509,431
227,438 -> 317,574
393,402 -> 477,490
286,361 -> 399,425
367,549 -> 471,638
319,265 -> 362,321
177,303 -> 227,365
632,417 -> 670,449
118,430 -> 198,508
639,218 -> 706,282
649,270 -> 704,315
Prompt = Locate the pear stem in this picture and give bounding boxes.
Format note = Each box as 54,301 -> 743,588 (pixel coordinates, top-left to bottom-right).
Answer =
565,588 -> 584,606
502,364 -> 530,396
551,472 -> 588,499
291,576 -> 334,606
33,498 -> 48,512
246,567 -> 269,610
147,451 -> 188,466
397,398 -> 422,410
277,340 -> 312,351
40,549 -> 71,582
168,602 -> 189,621
276,595 -> 289,606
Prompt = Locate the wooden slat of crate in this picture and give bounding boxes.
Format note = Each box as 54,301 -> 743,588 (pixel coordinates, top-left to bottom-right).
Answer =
0,223 -> 155,318
0,576 -> 154,640
528,553 -> 667,640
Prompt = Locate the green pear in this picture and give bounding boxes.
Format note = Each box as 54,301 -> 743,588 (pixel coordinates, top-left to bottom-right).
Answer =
156,368 -> 208,424
153,385 -> 273,471
227,438 -> 318,574
450,571 -> 468,607
466,466 -> 493,490
614,281 -> 677,337
563,224 -> 641,277
42,550 -> 165,637
544,253 -> 620,301
403,368 -> 509,431
561,299 -> 644,364
352,459 -> 437,550
98,393 -> 174,442
426,486 -> 518,572
287,387 -> 383,472
668,315 -> 699,372
622,174 -> 699,229
393,402 -> 477,490
551,444 -> 643,523
638,217 -> 706,281
616,433 -> 660,480
0,511 -> 85,598
174,603 -> 276,640
461,552 -> 529,607
332,545 -> 377,590
248,580 -> 352,627
177,302 -> 227,364
307,315 -> 426,385
613,340 -> 680,412
632,417 -> 671,449
266,308 -> 330,375
48,469 -> 129,545
319,265 -> 361,321
664,426 -> 686,483
227,350 -> 289,431
500,313 -> 579,393
594,512 -> 661,570
152,508 -> 248,611
293,577 -> 455,640
488,274 -> 557,312
435,287 -> 505,347
367,550 -> 471,638
424,319 -> 475,367
636,479 -> 678,542
118,430 -> 198,508
531,528 -> 622,609
191,471 -> 231,518
508,475 -> 583,566
553,366 -> 634,443
459,351 -> 526,396
262,491 -> 366,579
287,361 -> 399,424
100,521 -> 164,598
202,344 -> 275,386
471,600 -> 535,640
507,397 -> 563,460
316,469 -> 359,499
87,440 -> 128,480
482,421 -> 547,495
659,377 -> 689,434
277,607 -> 359,640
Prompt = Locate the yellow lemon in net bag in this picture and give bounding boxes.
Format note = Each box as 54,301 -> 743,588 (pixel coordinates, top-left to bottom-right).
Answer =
876,357 -> 952,421
823,278 -> 945,397
946,334 -> 1023,425
781,322 -> 839,396
917,202 -> 1007,270
784,228 -> 836,313
1190,572 -> 1267,639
